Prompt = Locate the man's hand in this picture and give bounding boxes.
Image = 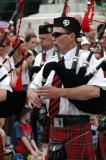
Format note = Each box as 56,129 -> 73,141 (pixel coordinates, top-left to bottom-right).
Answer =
27,88 -> 42,107
36,86 -> 63,99
0,89 -> 7,102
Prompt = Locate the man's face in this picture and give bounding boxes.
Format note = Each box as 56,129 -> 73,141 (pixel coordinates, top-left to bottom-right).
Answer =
52,27 -> 74,54
87,25 -> 97,40
39,34 -> 53,50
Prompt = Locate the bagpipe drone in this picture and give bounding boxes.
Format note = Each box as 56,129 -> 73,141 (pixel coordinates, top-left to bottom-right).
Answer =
0,0 -> 24,47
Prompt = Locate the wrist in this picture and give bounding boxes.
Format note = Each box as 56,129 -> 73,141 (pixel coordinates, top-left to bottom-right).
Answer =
59,88 -> 67,98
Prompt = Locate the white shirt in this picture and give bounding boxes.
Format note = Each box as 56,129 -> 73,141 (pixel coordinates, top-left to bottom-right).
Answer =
30,47 -> 106,115
0,56 -> 14,92
33,48 -> 54,67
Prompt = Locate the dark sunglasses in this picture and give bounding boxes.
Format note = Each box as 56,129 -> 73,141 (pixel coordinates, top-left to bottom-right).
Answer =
52,32 -> 69,38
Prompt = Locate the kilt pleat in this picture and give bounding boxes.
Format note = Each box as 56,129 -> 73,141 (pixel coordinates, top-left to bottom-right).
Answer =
48,123 -> 95,160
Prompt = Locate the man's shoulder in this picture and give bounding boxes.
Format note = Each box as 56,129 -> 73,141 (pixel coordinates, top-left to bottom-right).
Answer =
35,52 -> 42,58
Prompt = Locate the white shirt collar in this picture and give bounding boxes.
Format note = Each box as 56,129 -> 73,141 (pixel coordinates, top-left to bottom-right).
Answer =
46,48 -> 54,54
63,47 -> 77,61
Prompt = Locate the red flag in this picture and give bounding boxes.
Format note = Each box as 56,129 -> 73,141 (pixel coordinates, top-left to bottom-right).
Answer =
82,0 -> 95,32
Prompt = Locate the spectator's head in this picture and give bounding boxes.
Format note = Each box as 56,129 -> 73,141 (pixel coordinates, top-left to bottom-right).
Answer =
39,24 -> 53,51
81,36 -> 90,50
20,106 -> 32,123
74,14 -> 82,24
25,33 -> 37,51
87,24 -> 97,43
27,22 -> 32,28
93,43 -> 103,59
101,31 -> 106,49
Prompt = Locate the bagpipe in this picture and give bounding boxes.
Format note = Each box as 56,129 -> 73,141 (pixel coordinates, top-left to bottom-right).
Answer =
41,35 -> 106,114
0,0 -> 24,47
0,50 -> 32,118
30,44 -> 60,77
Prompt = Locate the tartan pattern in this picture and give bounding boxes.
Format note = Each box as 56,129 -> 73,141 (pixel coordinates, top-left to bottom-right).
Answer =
48,122 -> 95,160
49,74 -> 62,119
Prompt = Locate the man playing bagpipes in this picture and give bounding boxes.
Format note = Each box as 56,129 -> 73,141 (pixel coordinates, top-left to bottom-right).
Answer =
32,23 -> 54,78
27,15 -> 106,160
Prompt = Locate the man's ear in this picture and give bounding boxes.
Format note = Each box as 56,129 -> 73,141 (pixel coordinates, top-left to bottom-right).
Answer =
68,32 -> 76,41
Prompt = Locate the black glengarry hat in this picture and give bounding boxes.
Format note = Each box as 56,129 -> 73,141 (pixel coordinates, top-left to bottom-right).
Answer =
39,24 -> 53,35
53,17 -> 81,38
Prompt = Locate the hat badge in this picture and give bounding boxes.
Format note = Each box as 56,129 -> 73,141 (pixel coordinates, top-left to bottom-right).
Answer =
63,19 -> 70,27
48,27 -> 52,33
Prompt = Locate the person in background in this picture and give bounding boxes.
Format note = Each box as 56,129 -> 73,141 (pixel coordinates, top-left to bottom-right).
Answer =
74,14 -> 82,25
90,115 -> 99,153
93,44 -> 103,60
12,106 -> 44,160
31,23 -> 54,153
87,24 -> 97,48
101,30 -> 106,55
81,36 -> 90,51
100,31 -> 106,78
33,23 -> 54,68
24,22 -> 34,37
25,33 -> 38,58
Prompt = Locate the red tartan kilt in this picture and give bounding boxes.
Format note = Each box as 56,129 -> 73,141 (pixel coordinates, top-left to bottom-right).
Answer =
48,122 -> 95,160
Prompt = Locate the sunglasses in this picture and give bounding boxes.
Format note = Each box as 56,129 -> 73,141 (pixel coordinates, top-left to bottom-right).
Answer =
52,32 -> 69,38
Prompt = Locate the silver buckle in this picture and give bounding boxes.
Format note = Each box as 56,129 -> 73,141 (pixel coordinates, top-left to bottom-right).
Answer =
54,118 -> 63,128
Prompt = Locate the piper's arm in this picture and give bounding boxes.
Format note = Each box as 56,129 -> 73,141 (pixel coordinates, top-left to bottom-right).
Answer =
60,85 -> 100,100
